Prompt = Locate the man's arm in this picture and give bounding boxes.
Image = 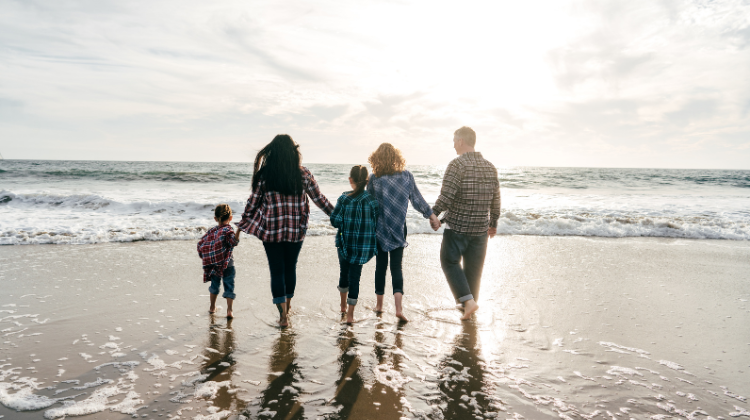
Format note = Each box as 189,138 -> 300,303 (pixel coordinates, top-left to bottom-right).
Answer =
432,161 -> 461,217
488,169 -> 501,238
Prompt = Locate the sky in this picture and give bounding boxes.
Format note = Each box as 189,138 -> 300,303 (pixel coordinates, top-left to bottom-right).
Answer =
0,0 -> 749,169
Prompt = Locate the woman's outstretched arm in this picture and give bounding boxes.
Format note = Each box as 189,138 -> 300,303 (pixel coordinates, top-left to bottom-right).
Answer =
304,169 -> 335,216
236,183 -> 263,233
407,171 -> 434,218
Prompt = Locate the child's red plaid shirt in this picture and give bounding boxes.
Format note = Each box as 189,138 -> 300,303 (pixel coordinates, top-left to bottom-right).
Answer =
197,225 -> 239,283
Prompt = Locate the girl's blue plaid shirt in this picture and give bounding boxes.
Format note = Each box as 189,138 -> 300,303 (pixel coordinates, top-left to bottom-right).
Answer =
330,190 -> 379,265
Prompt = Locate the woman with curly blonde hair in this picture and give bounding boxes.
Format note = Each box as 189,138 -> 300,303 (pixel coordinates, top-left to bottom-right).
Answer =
367,143 -> 439,321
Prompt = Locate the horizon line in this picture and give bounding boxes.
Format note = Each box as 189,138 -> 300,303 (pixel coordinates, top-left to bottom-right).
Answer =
0,158 -> 749,171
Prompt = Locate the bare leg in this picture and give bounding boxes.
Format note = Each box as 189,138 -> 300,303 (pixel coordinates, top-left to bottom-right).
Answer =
225,298 -> 234,319
374,295 -> 384,312
461,299 -> 479,320
394,293 -> 408,322
209,293 -> 218,314
339,292 -> 347,313
346,303 -> 355,324
286,297 -> 292,313
276,302 -> 288,327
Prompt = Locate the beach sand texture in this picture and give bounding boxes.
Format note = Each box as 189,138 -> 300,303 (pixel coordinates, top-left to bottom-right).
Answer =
0,235 -> 748,419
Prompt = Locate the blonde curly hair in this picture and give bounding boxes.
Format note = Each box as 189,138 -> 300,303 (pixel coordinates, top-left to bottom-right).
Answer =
368,143 -> 406,177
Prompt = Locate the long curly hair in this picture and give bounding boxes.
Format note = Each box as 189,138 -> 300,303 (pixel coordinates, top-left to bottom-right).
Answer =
252,134 -> 303,195
368,143 -> 406,177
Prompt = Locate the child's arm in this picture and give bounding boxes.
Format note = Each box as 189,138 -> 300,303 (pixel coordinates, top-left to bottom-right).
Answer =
234,226 -> 241,244
371,199 -> 380,228
330,196 -> 345,229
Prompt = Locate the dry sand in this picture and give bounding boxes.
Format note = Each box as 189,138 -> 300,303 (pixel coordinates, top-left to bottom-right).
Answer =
0,235 -> 748,419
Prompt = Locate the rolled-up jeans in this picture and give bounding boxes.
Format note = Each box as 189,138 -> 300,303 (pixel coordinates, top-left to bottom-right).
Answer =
440,229 -> 488,303
262,241 -> 304,304
337,252 -> 364,306
208,266 -> 236,300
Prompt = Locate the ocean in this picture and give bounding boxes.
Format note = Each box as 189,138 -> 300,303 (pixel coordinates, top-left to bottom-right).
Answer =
1,159 -> 749,245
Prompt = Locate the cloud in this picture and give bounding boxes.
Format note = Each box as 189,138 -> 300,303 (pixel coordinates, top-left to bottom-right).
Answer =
665,99 -> 718,125
0,0 -> 748,168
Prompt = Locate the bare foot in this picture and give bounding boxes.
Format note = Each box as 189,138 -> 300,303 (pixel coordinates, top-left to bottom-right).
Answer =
460,299 -> 479,320
226,310 -> 233,319
393,293 -> 406,321
346,305 -> 356,324
339,292 -> 348,313
208,308 -> 216,314
374,294 -> 384,312
276,302 -> 288,327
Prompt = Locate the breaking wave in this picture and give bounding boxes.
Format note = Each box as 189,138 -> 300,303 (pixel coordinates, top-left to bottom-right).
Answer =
1,190 -> 747,244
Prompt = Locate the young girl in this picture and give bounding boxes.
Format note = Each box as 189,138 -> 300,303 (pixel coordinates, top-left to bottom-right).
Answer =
330,165 -> 380,324
198,204 -> 241,318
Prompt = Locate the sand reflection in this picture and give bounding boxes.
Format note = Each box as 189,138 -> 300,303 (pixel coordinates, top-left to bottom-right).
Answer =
251,330 -> 304,420
437,320 -> 498,418
199,316 -> 243,412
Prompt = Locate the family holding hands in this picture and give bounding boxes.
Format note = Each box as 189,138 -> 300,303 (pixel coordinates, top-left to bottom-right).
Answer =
198,126 -> 501,326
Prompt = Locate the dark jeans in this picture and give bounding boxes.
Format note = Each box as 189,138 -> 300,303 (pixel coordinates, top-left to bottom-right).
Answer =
337,252 -> 363,305
263,241 -> 304,304
440,229 -> 488,303
375,244 -> 404,295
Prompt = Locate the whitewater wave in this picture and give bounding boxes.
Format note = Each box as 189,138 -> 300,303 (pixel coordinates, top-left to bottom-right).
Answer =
0,190 -> 244,216
1,188 -> 748,245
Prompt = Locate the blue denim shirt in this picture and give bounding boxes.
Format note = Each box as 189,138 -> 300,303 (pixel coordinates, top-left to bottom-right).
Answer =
367,170 -> 433,252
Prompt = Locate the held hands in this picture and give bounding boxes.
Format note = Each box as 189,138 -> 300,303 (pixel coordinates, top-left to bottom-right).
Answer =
429,214 -> 441,231
488,227 -> 496,239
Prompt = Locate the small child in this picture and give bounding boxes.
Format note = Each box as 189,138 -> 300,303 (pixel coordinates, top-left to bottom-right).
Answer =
198,204 -> 241,318
330,165 -> 380,324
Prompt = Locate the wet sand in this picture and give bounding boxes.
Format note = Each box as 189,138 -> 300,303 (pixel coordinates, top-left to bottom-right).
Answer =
0,235 -> 749,420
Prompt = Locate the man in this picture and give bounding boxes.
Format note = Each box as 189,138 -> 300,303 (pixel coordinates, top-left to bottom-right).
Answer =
431,126 -> 501,320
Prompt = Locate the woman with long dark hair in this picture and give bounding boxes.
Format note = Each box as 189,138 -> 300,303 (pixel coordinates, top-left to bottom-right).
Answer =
367,143 -> 439,322
238,134 -> 334,327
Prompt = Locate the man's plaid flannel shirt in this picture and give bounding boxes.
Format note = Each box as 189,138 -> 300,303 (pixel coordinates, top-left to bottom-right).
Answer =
330,190 -> 379,265
433,152 -> 501,236
197,225 -> 239,283
238,166 -> 334,243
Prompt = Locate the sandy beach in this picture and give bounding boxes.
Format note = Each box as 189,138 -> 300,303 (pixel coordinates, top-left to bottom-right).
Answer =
1,235 -> 749,420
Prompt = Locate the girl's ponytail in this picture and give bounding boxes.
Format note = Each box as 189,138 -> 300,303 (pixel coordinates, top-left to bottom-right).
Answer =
348,165 -> 369,197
